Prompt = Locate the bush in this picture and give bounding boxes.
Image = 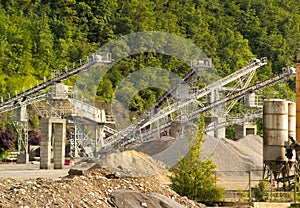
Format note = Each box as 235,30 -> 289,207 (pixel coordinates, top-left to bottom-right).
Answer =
169,117 -> 224,203
0,129 -> 17,150
253,180 -> 270,202
196,187 -> 225,203
28,130 -> 40,145
0,149 -> 9,160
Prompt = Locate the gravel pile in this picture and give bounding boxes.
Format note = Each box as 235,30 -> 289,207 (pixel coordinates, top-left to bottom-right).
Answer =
152,136 -> 190,167
132,136 -> 176,156
97,150 -> 168,177
144,135 -> 221,167
134,134 -> 263,176
211,135 -> 263,176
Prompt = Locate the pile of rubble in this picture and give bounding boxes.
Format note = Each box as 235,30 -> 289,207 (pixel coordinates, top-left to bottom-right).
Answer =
0,150 -> 205,208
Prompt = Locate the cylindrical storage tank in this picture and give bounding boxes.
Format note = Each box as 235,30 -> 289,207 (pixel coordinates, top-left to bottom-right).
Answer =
263,99 -> 289,162
288,101 -> 296,139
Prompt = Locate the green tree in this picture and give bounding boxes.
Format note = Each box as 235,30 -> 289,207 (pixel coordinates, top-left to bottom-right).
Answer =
169,117 -> 224,203
32,115 -> 39,130
97,79 -> 114,102
0,0 -> 299,123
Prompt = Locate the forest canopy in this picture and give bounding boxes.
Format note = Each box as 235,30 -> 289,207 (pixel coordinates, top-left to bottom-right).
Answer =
0,0 -> 299,109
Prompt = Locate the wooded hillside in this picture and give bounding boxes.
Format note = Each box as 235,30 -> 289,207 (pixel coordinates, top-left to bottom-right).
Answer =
0,0 -> 299,110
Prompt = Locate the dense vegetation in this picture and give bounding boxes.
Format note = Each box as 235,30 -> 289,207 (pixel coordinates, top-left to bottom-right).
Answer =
0,0 -> 298,140
0,0 -> 299,107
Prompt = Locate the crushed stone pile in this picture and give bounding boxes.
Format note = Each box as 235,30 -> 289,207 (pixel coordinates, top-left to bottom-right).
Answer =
132,136 -> 176,156
0,133 -> 263,207
133,134 -> 263,176
211,135 -> 263,176
151,135 -> 222,167
151,136 -> 190,167
97,150 -> 168,177
0,166 -> 204,207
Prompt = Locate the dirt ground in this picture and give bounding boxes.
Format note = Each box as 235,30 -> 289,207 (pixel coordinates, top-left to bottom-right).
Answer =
0,147 -> 262,208
0,162 -> 70,180
0,162 -> 257,189
0,159 -> 204,208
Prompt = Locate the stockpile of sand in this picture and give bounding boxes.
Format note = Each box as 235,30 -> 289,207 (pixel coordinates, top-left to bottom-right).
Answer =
97,150 -> 168,177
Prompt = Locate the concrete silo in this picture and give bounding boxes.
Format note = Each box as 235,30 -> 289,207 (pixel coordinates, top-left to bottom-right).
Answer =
263,99 -> 295,187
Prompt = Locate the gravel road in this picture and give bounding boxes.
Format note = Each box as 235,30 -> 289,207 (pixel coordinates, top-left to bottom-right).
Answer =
0,163 -> 70,180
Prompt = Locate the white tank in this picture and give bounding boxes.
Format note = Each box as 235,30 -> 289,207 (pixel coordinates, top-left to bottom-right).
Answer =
263,99 -> 289,162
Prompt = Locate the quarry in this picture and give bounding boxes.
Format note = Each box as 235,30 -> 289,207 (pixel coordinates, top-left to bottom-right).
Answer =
0,43 -> 300,208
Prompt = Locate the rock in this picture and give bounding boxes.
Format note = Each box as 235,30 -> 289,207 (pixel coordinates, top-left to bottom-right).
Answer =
110,190 -> 184,208
105,173 -> 120,179
0,154 -> 202,208
141,202 -> 148,207
68,169 -> 85,176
